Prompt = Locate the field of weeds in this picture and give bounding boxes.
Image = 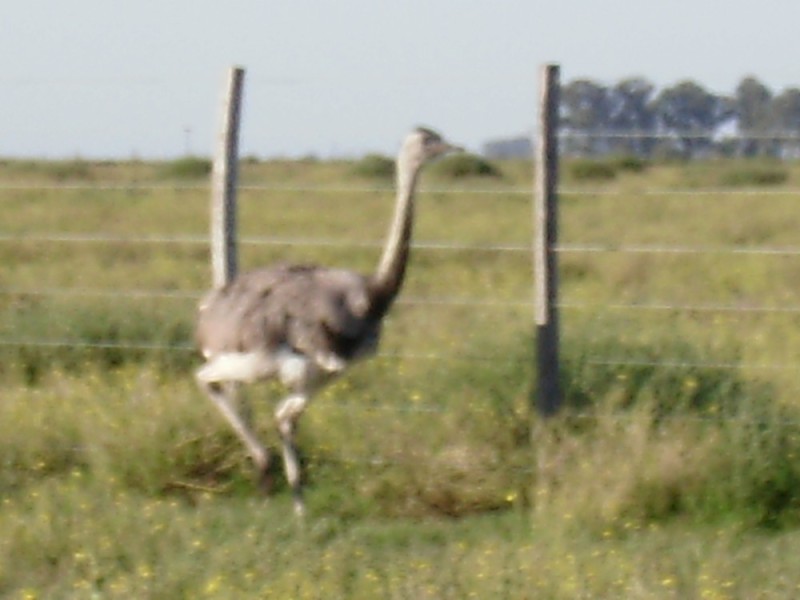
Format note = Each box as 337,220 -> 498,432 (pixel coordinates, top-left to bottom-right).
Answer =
3,155 -> 800,597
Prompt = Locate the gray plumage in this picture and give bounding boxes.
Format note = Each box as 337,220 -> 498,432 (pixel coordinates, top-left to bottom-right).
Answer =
196,265 -> 379,372
194,127 -> 461,516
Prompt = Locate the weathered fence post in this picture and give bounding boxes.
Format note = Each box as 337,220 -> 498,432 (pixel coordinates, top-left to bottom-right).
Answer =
210,66 -> 245,288
533,63 -> 562,417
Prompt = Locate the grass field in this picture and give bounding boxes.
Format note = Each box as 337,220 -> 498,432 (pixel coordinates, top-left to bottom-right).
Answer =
3,155 -> 800,598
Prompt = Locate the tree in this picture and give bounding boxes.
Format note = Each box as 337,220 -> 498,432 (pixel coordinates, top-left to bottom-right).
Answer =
536,74 -> 797,160
735,76 -> 774,156
560,79 -> 610,156
653,80 -> 733,158
771,88 -> 800,158
607,77 -> 657,156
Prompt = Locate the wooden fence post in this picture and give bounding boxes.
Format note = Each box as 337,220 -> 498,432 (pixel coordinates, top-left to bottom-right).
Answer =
210,66 -> 245,288
533,63 -> 562,417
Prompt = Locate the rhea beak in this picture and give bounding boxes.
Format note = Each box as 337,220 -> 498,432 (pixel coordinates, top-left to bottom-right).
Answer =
439,141 -> 465,155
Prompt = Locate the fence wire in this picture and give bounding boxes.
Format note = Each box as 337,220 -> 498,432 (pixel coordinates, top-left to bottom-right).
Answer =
0,337 -> 507,365
8,286 -> 800,315
0,231 -> 530,254
0,286 -> 529,309
3,181 -> 800,198
7,232 -> 800,258
0,182 -> 528,196
558,130 -> 800,141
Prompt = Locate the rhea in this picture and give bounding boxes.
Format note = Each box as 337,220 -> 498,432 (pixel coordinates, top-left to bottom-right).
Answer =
195,128 -> 461,515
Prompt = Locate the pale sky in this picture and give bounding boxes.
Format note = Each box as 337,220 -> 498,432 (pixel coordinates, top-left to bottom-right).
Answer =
1,1 -> 798,159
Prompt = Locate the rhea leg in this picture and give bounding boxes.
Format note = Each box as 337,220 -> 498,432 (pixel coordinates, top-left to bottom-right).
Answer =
275,393 -> 309,516
196,376 -> 273,490
196,352 -> 277,490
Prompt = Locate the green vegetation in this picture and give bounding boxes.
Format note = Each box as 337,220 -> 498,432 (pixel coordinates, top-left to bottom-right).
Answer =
158,156 -> 213,179
349,153 -> 503,182
0,158 -> 94,181
350,153 -> 395,180
567,156 -> 649,181
557,75 -> 800,160
568,158 -> 619,181
2,157 -> 800,597
430,153 -> 502,179
718,164 -> 789,187
614,154 -> 649,173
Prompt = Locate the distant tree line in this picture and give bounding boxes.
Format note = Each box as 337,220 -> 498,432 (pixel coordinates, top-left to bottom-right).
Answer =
483,76 -> 800,160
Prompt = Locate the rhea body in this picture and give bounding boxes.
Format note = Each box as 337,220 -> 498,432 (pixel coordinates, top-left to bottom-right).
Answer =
195,128 -> 460,515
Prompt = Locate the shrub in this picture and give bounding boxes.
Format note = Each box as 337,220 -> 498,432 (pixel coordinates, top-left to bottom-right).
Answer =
613,155 -> 648,173
568,159 -> 617,181
351,154 -> 395,180
6,159 -> 93,181
158,156 -> 212,180
430,154 -> 502,179
48,159 -> 93,181
718,166 -> 788,187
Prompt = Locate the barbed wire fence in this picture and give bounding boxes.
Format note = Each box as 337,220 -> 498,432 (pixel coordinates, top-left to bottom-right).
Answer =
2,64 -> 800,426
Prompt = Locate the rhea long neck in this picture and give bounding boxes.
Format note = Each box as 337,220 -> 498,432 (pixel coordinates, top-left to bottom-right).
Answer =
369,150 -> 421,316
